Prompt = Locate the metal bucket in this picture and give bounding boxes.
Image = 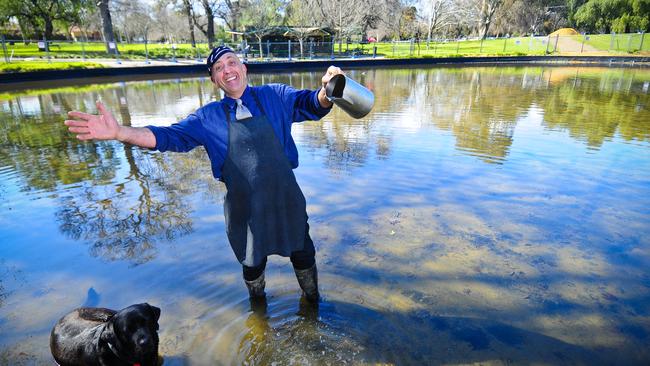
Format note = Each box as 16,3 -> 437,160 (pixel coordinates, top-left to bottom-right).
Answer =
325,74 -> 374,119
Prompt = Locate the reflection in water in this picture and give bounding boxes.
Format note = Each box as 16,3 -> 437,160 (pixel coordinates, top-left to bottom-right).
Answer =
0,66 -> 649,364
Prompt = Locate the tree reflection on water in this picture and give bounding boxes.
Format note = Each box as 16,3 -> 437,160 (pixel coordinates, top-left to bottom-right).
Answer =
0,83 -> 225,263
1,66 -> 648,264
0,66 -> 649,364
1,66 -> 648,258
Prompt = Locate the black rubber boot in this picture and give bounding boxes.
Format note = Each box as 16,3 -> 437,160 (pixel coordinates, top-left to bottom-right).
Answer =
294,264 -> 319,303
249,295 -> 268,314
244,271 -> 266,299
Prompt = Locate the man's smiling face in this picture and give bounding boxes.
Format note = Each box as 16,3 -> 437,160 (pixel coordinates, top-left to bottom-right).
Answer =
211,53 -> 248,98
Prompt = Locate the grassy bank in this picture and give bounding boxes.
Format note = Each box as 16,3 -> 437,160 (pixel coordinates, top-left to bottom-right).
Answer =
1,33 -> 648,73
0,61 -> 104,73
3,33 -> 647,61
372,37 -> 548,58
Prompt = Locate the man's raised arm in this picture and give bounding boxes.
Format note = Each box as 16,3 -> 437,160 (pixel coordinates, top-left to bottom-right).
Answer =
65,101 -> 156,148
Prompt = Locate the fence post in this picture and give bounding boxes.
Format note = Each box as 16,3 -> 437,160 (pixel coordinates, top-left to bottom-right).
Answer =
309,40 -> 313,59
43,36 -> 51,63
171,44 -> 176,63
581,34 -> 586,53
627,34 -> 632,52
373,45 -> 377,58
115,44 -> 121,64
503,37 -> 507,53
545,35 -> 551,54
288,40 -> 292,60
640,31 -> 646,52
144,37 -> 150,64
610,32 -> 615,51
456,39 -> 460,54
529,34 -> 533,51
1,35 -> 8,63
392,40 -> 395,57
266,40 -> 270,58
331,41 -> 334,59
554,34 -> 559,53
480,38 -> 484,53
81,39 -> 86,61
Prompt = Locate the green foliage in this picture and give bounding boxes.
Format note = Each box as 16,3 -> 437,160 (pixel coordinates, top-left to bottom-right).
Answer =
574,0 -> 650,32
0,0 -> 92,38
566,0 -> 590,27
241,0 -> 286,30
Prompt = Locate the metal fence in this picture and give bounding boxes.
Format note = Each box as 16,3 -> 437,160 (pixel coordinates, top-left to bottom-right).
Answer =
1,32 -> 647,64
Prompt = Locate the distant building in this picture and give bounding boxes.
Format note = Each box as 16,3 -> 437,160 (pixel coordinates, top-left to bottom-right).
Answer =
227,26 -> 336,58
240,26 -> 335,44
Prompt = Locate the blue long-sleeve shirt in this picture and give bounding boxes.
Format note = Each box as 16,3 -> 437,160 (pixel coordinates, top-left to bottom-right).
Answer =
146,84 -> 331,179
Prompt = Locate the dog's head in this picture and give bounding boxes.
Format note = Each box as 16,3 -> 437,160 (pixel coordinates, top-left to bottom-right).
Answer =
100,303 -> 160,365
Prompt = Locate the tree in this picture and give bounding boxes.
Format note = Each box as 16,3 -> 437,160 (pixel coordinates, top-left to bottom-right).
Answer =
566,0 -> 588,27
477,0 -> 504,39
400,6 -> 418,39
0,0 -> 90,39
421,0 -> 457,44
194,0 -> 217,47
493,0 -> 566,36
215,0 -> 247,41
182,0 -> 197,47
241,0 -> 286,56
285,0 -> 318,57
310,0 -> 375,48
111,1 -> 154,43
455,0 -> 504,39
574,0 -> 650,33
98,0 -> 118,54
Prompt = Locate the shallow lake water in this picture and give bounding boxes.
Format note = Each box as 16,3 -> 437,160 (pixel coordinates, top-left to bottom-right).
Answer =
1,66 -> 649,365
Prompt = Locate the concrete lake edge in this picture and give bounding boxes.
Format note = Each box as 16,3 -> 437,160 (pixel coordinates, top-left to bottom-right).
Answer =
1,56 -> 649,91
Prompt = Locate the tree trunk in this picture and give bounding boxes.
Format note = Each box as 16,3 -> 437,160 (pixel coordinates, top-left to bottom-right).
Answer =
98,0 -> 118,54
231,1 -> 240,42
44,17 -> 54,40
183,0 -> 197,48
479,0 -> 500,40
201,0 -> 215,48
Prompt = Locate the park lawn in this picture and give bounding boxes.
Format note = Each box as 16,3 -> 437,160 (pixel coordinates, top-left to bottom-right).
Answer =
559,34 -> 650,53
2,41 -> 213,59
2,33 -> 645,61
604,33 -> 649,52
372,37 -> 548,58
0,61 -> 105,73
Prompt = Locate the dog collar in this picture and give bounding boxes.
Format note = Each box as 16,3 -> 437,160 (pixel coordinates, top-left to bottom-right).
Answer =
106,341 -> 140,366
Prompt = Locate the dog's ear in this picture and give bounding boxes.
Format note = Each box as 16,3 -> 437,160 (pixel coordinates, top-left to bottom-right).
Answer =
100,320 -> 117,345
145,303 -> 161,322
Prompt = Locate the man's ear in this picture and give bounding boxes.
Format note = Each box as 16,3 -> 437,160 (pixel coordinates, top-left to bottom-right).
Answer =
242,63 -> 247,74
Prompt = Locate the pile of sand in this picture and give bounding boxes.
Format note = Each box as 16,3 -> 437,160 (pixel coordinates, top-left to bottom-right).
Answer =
549,28 -> 580,36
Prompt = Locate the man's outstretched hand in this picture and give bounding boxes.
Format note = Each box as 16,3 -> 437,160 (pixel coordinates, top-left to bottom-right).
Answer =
65,101 -> 120,141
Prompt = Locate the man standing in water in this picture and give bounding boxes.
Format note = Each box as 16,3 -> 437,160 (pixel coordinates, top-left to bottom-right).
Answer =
65,46 -> 343,304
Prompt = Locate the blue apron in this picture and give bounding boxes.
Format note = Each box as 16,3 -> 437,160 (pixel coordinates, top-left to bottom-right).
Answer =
221,91 -> 307,267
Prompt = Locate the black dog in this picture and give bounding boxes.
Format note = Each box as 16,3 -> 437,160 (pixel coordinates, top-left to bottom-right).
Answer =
50,303 -> 160,366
